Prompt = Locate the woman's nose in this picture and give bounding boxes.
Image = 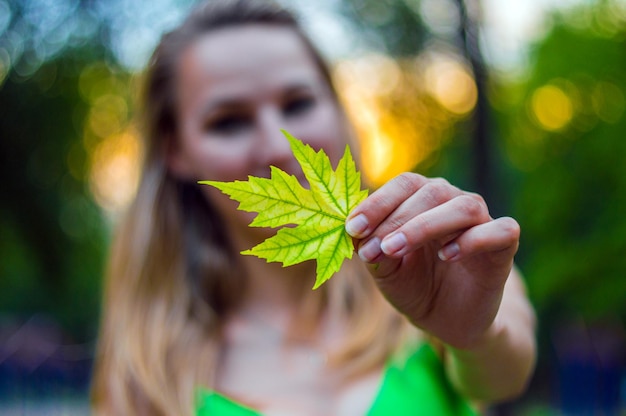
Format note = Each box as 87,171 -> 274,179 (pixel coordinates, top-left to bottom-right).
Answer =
256,108 -> 294,169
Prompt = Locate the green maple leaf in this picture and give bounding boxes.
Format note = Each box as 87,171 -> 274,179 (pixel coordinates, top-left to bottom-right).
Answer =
198,130 -> 368,289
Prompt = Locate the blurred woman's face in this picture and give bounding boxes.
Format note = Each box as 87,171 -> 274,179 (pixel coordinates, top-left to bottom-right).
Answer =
169,25 -> 346,242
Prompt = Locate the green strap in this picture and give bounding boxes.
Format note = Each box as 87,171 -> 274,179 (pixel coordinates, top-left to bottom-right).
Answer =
196,391 -> 261,416
367,343 -> 477,416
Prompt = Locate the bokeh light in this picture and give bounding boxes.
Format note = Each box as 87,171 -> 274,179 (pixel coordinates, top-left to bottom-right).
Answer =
76,62 -> 143,217
530,83 -> 574,131
334,50 -> 477,187
89,128 -> 142,215
424,57 -> 478,115
88,94 -> 128,139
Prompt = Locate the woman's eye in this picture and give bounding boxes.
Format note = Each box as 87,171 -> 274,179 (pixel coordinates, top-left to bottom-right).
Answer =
283,96 -> 315,117
205,114 -> 252,135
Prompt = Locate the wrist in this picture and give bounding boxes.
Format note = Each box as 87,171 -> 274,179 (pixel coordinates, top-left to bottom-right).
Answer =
445,316 -> 506,356
442,316 -> 535,402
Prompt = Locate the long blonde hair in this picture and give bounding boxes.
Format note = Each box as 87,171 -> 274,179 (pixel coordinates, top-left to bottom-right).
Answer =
91,1 -> 411,414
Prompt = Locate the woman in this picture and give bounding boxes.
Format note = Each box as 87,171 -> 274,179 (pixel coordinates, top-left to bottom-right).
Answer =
91,0 -> 536,414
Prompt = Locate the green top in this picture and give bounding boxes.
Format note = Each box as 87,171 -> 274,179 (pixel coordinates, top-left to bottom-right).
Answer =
196,343 -> 478,416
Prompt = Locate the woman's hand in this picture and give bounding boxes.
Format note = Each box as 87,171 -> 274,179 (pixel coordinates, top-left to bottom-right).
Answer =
345,173 -> 520,350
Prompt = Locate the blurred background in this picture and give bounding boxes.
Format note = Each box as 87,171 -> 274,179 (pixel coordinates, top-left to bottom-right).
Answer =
0,0 -> 624,414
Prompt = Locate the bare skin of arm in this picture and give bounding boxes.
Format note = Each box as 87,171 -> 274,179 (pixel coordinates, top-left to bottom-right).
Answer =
444,267 -> 536,402
346,173 -> 537,403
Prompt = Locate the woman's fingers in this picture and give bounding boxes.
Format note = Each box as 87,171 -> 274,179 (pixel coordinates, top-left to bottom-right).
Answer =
345,173 -> 431,239
345,173 -> 517,267
346,174 -> 468,260
378,193 -> 491,258
437,216 -> 521,263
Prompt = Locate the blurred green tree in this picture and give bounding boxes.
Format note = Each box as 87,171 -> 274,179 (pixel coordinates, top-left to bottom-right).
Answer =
338,1 -> 626,413
340,0 -> 626,323
0,0 -> 112,339
498,2 -> 626,322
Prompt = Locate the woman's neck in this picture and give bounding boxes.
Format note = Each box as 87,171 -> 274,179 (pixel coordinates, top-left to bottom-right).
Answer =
239,254 -> 317,310
223,223 -> 325,341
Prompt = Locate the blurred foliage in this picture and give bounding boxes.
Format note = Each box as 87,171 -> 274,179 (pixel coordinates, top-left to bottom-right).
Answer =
0,0 -> 116,339
496,2 -> 626,322
340,0 -> 626,324
0,54 -> 108,339
339,0 -> 429,56
340,4 -> 626,411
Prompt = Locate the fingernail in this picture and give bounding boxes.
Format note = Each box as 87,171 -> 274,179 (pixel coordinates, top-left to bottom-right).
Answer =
345,213 -> 369,237
381,232 -> 407,256
358,237 -> 382,263
438,242 -> 460,261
